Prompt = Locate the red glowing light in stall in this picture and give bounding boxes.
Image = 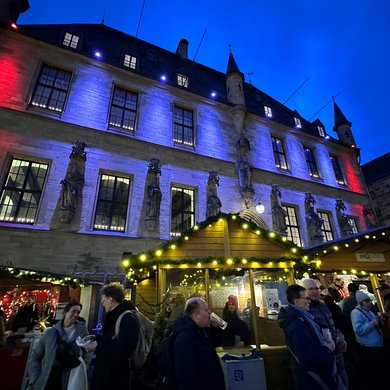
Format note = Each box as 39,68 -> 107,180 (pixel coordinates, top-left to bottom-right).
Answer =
11,23 -> 18,30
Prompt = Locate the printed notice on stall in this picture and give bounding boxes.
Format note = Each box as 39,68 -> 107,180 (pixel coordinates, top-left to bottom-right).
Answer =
355,253 -> 385,262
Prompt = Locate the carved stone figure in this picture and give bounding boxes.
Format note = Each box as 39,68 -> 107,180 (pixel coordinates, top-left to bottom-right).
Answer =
270,185 -> 287,236
305,193 -> 324,245
206,171 -> 222,217
237,160 -> 252,192
145,158 -> 162,231
363,205 -> 376,229
336,199 -> 351,236
59,141 -> 87,224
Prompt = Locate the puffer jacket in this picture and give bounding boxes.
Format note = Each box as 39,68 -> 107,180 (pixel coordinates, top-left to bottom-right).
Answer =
278,304 -> 338,390
27,319 -> 89,389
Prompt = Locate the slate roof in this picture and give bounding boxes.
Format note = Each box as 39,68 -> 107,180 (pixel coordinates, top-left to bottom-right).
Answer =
361,152 -> 390,184
14,22 -> 341,142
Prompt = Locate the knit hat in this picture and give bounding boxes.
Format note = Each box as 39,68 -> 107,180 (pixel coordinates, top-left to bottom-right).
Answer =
227,295 -> 238,306
355,290 -> 370,303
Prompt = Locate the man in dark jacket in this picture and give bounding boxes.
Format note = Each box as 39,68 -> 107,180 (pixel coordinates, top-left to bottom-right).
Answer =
278,284 -> 338,390
11,294 -> 39,332
170,297 -> 225,390
86,283 -> 140,390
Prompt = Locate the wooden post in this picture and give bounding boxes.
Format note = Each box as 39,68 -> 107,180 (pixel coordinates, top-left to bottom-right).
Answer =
249,268 -> 260,348
370,273 -> 384,312
205,268 -> 210,304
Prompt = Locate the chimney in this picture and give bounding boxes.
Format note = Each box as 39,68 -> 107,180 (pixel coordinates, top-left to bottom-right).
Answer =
0,0 -> 30,25
176,38 -> 189,59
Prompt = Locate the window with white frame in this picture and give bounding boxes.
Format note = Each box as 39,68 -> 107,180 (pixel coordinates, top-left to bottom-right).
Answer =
177,73 -> 189,88
93,174 -> 130,231
0,157 -> 48,224
317,126 -> 325,137
283,205 -> 302,247
173,106 -> 194,146
123,54 -> 137,69
318,211 -> 334,242
30,64 -> 72,112
171,186 -> 195,236
108,87 -> 138,131
271,136 -> 288,170
347,217 -> 359,234
264,106 -> 272,117
294,117 -> 302,128
304,146 -> 320,178
330,154 -> 345,185
63,32 -> 79,49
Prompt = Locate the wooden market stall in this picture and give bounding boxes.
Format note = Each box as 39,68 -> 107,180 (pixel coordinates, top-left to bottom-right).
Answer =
308,225 -> 390,311
123,213 -> 316,390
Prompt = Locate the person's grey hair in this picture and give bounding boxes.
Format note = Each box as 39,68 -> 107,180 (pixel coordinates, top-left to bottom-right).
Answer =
300,278 -> 318,289
184,297 -> 206,316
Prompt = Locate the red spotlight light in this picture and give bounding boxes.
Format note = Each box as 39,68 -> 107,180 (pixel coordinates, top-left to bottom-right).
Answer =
11,23 -> 18,29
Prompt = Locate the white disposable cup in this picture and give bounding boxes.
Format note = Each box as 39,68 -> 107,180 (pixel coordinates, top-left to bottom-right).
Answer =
210,312 -> 228,330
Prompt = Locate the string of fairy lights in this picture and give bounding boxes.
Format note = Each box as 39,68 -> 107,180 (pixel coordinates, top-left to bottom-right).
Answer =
122,213 -> 319,283
121,213 -> 390,284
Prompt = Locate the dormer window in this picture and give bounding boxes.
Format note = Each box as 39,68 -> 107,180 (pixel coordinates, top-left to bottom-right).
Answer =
264,106 -> 272,118
294,117 -> 302,128
63,33 -> 79,49
177,74 -> 189,88
317,126 -> 325,137
124,54 -> 137,69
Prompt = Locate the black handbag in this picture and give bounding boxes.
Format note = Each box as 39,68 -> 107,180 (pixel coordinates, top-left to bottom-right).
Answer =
56,329 -> 81,370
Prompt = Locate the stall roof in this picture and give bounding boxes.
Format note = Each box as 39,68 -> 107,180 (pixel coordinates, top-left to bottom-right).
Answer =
307,225 -> 390,272
122,213 -> 314,280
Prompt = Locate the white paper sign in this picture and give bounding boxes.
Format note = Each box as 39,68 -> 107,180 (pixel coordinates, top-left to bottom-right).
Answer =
356,253 -> 385,262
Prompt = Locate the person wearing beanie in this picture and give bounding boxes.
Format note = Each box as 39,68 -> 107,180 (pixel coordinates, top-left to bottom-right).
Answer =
350,290 -> 386,388
222,295 -> 251,347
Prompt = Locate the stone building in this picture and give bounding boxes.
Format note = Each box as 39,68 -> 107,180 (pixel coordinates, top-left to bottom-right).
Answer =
0,5 -> 369,273
361,152 -> 390,226
0,6 -> 374,287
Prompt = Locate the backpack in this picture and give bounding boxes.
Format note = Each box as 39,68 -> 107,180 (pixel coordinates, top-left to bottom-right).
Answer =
115,308 -> 155,370
157,331 -> 179,390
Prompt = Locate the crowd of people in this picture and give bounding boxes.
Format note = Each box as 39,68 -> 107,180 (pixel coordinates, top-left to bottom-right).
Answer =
278,278 -> 390,390
2,278 -> 389,390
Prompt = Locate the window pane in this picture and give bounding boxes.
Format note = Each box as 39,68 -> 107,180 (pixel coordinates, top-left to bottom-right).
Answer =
318,211 -> 334,242
171,186 -> 195,236
173,107 -> 193,146
30,65 -> 72,112
109,87 -> 138,132
0,158 -> 48,223
94,174 -> 130,231
283,205 -> 302,247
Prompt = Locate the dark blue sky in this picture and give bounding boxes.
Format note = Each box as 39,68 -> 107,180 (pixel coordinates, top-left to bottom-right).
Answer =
19,0 -> 390,164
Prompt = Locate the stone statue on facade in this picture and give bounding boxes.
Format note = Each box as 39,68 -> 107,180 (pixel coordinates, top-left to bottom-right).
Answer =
305,192 -> 324,245
270,185 -> 287,236
206,171 -> 222,217
59,141 -> 87,224
363,205 -> 376,229
145,158 -> 162,232
335,198 -> 351,237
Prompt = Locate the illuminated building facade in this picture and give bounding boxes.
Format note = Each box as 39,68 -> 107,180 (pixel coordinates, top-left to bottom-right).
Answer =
0,8 -> 374,279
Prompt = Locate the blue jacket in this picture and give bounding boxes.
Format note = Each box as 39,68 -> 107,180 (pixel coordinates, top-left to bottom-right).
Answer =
27,319 -> 89,389
170,314 -> 225,390
351,306 -> 383,347
278,305 -> 338,389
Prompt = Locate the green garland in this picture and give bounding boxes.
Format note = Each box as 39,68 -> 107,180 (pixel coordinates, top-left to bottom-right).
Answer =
123,213 -> 318,282
0,266 -> 89,288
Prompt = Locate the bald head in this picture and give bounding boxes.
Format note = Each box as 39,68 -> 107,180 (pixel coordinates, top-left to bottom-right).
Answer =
184,297 -> 210,328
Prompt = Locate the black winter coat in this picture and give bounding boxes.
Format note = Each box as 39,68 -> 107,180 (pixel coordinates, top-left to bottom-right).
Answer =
170,314 -> 225,390
93,301 -> 140,390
